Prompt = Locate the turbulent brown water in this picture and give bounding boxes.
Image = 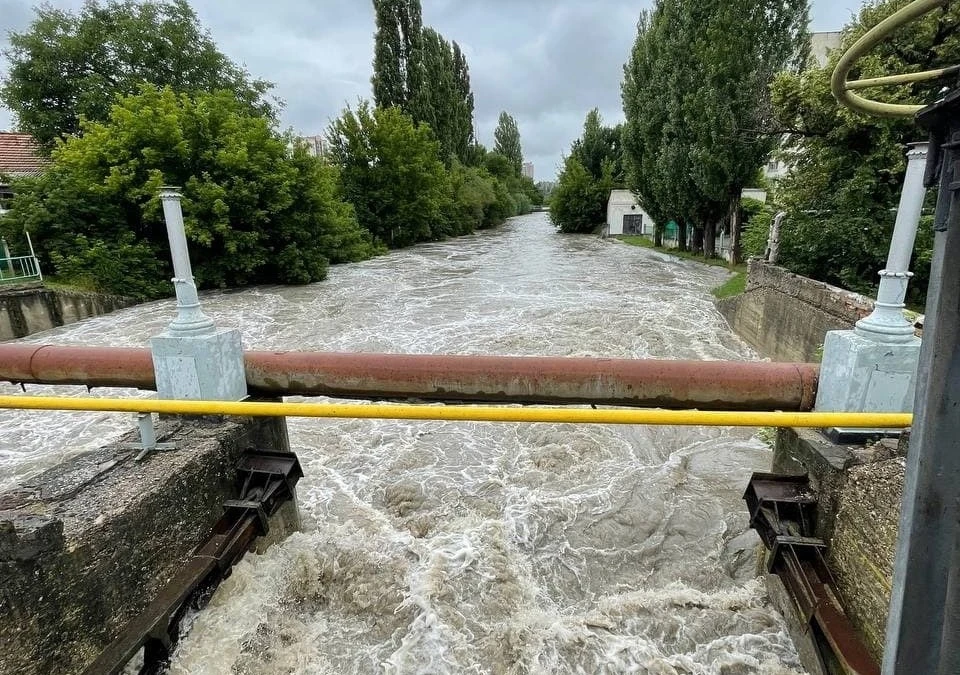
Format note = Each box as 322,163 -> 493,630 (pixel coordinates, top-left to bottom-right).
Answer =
0,213 -> 803,673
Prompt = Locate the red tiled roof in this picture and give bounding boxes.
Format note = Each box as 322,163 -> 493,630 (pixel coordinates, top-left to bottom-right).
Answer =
0,132 -> 47,177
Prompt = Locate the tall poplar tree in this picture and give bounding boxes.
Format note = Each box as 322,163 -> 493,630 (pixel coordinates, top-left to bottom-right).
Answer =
622,0 -> 808,258
493,112 -> 523,176
371,1 -> 474,163
452,42 -> 475,161
371,0 -> 424,115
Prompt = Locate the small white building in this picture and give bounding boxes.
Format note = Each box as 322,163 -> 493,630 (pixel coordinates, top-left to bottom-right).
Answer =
606,189 -> 655,236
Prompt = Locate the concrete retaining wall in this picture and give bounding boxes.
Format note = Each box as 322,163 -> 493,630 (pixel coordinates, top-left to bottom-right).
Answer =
0,413 -> 293,675
0,286 -> 134,341
770,428 -> 906,666
716,260 -> 874,361
830,455 -> 904,659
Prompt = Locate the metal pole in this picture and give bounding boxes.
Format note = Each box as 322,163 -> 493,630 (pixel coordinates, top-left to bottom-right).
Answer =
158,188 -> 215,337
883,90 -> 960,675
25,231 -> 41,281
856,143 -> 929,341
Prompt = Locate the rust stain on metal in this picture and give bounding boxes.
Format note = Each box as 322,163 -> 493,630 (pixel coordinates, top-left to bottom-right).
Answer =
0,345 -> 820,411
744,472 -> 881,675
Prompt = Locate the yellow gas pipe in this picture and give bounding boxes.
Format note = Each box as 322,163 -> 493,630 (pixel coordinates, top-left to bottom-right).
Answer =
0,395 -> 912,428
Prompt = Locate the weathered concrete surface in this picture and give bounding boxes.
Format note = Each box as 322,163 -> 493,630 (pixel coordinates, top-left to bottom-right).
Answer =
717,259 -> 874,362
771,427 -> 907,667
830,456 -> 905,661
0,286 -> 134,341
0,413 -> 292,675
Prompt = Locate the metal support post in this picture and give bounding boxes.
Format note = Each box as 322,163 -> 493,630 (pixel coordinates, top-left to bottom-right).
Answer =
150,188 -> 247,401
815,146 -> 926,428
883,88 -> 960,675
123,413 -> 176,461
856,143 -> 929,341
158,188 -> 215,337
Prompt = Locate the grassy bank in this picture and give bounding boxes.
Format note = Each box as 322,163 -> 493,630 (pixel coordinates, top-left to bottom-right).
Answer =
617,235 -> 747,298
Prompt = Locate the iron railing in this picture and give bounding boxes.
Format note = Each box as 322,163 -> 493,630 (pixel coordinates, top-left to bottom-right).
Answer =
0,254 -> 42,285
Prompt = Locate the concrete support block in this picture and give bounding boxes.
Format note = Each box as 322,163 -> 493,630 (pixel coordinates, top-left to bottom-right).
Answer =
0,413 -> 293,675
815,329 -> 920,413
151,328 -> 247,401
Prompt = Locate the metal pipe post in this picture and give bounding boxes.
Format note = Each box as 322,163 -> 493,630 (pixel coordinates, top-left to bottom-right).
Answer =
883,89 -> 960,675
158,188 -> 215,337
856,143 -> 929,341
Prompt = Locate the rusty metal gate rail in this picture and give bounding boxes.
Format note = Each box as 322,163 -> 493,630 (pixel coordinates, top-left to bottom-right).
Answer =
82,450 -> 303,675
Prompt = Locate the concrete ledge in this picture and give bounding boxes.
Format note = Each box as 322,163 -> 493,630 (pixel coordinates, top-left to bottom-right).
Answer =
717,260 -> 874,362
0,413 -> 292,675
0,287 -> 135,340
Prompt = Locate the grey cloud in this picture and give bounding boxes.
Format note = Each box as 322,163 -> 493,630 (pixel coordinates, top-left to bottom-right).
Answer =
1,0 -> 852,180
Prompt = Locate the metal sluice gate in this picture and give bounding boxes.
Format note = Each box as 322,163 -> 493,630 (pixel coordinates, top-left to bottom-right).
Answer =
82,450 -> 303,675
744,474 -> 879,675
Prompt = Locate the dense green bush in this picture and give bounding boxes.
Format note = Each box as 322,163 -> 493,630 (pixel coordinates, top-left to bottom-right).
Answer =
740,198 -> 777,259
550,156 -> 612,233
327,103 -> 526,247
328,102 -> 450,248
1,85 -> 376,299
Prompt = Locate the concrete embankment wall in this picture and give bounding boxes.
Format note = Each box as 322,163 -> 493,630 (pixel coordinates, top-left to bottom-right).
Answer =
0,413 -> 294,675
771,427 -> 905,665
0,285 -> 135,340
716,260 -> 874,362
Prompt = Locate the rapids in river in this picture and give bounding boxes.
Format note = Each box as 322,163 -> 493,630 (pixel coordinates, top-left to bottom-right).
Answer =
0,213 -> 803,673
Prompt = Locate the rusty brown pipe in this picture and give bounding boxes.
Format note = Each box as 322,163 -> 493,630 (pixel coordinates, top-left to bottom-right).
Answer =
0,345 -> 819,411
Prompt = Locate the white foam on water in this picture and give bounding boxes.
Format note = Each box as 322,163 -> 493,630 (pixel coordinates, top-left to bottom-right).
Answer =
0,215 -> 804,673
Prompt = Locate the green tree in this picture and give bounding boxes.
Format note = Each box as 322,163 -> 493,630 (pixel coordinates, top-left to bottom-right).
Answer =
571,109 -> 624,184
622,3 -> 695,250
769,0 -> 959,306
622,0 -> 807,257
493,112 -> 523,176
371,1 -> 474,164
1,0 -> 271,150
451,42 -> 476,161
371,0 -> 424,115
0,85 -> 374,299
327,102 -> 450,248
550,155 -> 612,234
420,28 -> 476,163
684,0 -> 807,259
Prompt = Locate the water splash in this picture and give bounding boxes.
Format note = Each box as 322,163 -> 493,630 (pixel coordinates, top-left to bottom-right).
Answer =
0,214 -> 803,673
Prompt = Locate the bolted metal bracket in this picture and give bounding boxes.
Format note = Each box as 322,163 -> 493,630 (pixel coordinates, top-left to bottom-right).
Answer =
124,413 -> 176,461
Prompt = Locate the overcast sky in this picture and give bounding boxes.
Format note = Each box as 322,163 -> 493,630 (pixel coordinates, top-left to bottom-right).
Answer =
0,0 -> 861,180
